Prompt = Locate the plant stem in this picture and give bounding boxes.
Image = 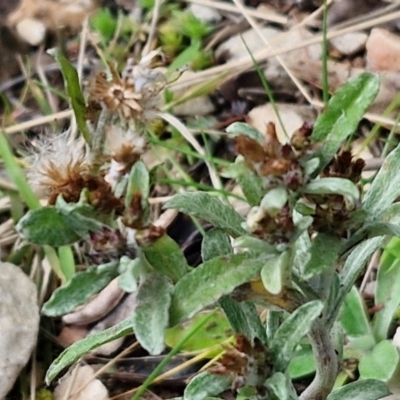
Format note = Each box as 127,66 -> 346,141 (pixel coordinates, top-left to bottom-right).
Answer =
300,320 -> 338,400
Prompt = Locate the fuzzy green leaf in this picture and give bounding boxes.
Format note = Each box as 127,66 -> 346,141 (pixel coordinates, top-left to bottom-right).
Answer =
223,158 -> 264,206
303,178 -> 359,204
233,235 -> 278,255
126,160 -> 150,208
265,372 -> 296,400
165,310 -> 232,354
184,372 -> 232,400
327,380 -> 390,400
359,340 -> 400,381
50,50 -> 91,146
132,272 -> 173,355
42,261 -> 119,316
327,237 -> 384,326
302,233 -> 342,279
226,122 -> 264,142
169,253 -> 270,325
270,300 -> 324,371
260,187 -> 288,216
311,72 -> 379,171
261,251 -> 290,295
143,234 -> 188,282
363,142 -> 400,217
341,286 -> 375,351
45,317 -> 134,384
288,347 -> 315,379
164,192 -> 246,238
373,257 -> 400,342
17,206 -> 102,246
219,297 -> 267,344
201,228 -> 232,262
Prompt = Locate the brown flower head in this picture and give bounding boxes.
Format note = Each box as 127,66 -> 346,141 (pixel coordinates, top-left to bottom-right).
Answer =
322,150 -> 365,183
212,334 -> 272,391
89,50 -> 165,123
26,133 -> 88,200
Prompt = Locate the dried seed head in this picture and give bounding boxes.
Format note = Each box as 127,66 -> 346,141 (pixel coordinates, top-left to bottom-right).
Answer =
26,133 -> 88,200
89,51 -> 165,124
323,150 -> 365,183
104,125 -> 148,187
212,334 -> 272,391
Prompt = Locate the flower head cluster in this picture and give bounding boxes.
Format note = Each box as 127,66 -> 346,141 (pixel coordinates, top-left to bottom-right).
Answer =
27,133 -> 88,202
212,334 -> 272,393
89,50 -> 165,124
26,133 -> 123,213
236,122 -> 365,242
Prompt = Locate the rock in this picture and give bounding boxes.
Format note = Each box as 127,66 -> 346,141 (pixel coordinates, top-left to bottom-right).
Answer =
215,26 -> 321,94
173,96 -> 215,116
0,262 -> 39,398
215,26 -> 321,63
16,17 -> 46,45
247,103 -> 316,143
366,28 -> 400,72
188,3 -> 221,23
330,32 -> 368,56
327,0 -> 382,25
54,365 -> 109,400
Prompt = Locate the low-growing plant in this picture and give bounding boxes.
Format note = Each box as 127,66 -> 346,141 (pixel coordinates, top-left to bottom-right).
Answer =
5,45 -> 400,400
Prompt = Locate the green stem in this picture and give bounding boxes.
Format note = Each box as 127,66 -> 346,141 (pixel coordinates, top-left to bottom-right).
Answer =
300,320 -> 338,400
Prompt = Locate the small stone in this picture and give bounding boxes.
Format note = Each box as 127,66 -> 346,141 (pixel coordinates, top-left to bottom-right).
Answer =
247,103 -> 316,143
188,4 -> 221,23
366,28 -> 400,72
0,262 -> 39,398
16,18 -> 46,45
330,32 -> 368,56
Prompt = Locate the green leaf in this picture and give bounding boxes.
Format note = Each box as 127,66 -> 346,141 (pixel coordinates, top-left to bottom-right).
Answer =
164,192 -> 246,238
165,310 -> 232,354
363,142 -> 400,217
50,50 -> 91,146
125,161 -> 150,208
363,222 -> 400,238
340,286 -> 375,351
302,233 -> 342,280
302,178 -> 359,204
169,253 -> 270,325
91,8 -> 117,41
45,317 -> 134,384
184,372 -> 232,400
233,235 -> 278,255
201,228 -> 232,262
222,158 -> 264,206
373,258 -> 400,342
359,341 -> 400,382
327,379 -> 390,400
132,272 -> 173,355
42,261 -> 119,316
17,206 -> 102,246
265,372 -> 296,400
288,346 -> 315,379
118,257 -> 141,293
311,72 -> 379,171
270,300 -> 324,371
260,187 -> 288,216
219,297 -> 267,344
328,237 -> 385,325
143,234 -> 188,282
261,251 -> 290,295
226,122 -> 264,142
169,40 -> 201,70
